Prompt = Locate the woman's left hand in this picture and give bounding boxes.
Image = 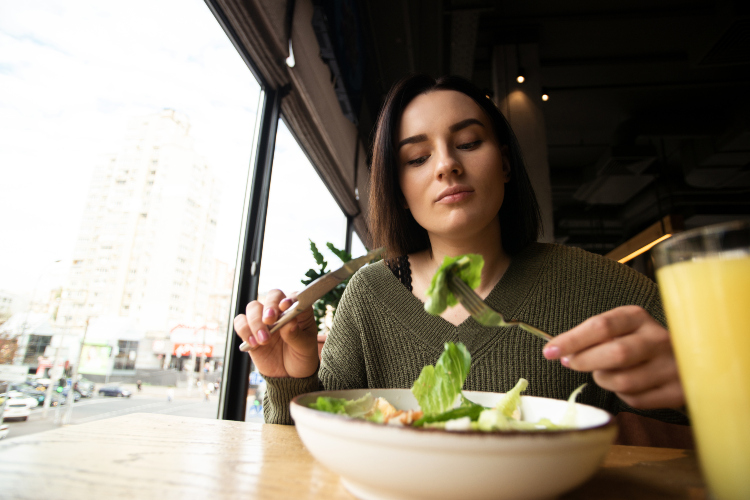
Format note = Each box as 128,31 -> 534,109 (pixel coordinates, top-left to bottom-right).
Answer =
542,305 -> 685,409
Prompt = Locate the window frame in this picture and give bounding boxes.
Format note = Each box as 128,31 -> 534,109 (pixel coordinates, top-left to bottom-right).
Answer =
206,0 -> 357,421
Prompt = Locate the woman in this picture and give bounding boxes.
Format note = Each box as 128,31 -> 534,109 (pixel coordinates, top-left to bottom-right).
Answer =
234,75 -> 686,426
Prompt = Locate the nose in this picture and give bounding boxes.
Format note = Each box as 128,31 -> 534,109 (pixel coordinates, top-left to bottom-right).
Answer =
434,144 -> 463,179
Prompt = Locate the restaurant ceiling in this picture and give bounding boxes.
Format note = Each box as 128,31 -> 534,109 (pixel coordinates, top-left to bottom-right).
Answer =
353,0 -> 750,253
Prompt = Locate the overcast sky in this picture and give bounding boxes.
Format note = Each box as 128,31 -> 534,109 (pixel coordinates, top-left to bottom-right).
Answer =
0,0 -> 363,303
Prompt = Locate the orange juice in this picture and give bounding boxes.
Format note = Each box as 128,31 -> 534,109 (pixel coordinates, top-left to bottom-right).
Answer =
657,255 -> 750,500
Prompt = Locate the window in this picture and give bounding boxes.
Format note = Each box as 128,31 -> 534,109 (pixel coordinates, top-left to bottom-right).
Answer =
258,120 -> 348,296
22,335 -> 52,365
0,0 -> 262,429
113,340 -> 138,370
249,119 -> 349,421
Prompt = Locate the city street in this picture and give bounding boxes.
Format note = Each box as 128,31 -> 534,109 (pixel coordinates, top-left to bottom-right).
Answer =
2,384 -> 264,440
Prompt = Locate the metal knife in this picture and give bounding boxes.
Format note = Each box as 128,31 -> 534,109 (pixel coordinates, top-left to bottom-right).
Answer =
239,247 -> 384,351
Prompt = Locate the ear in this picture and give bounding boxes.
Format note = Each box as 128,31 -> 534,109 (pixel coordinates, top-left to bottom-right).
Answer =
500,145 -> 511,183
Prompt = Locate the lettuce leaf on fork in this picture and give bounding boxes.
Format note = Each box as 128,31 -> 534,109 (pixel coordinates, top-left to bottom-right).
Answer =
424,254 -> 484,315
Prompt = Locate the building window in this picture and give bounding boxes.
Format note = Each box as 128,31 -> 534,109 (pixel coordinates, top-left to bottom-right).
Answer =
23,335 -> 52,365
113,340 -> 138,370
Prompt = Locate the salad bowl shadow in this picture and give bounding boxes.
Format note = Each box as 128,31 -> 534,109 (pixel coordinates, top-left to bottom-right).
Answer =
290,388 -> 617,500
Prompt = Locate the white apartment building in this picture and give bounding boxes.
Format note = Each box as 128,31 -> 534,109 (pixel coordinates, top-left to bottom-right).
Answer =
0,290 -> 26,325
55,109 -> 223,375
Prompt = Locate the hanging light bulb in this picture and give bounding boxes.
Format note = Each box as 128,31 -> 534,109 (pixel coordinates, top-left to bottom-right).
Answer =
541,88 -> 549,101
516,68 -> 526,84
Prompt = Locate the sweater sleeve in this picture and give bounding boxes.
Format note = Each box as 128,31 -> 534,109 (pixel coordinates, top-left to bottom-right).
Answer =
319,269 -> 369,390
261,269 -> 371,425
262,374 -> 321,425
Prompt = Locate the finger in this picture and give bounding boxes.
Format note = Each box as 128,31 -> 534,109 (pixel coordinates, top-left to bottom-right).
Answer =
615,379 -> 685,410
263,290 -> 288,325
279,295 -> 297,312
544,306 -> 651,359
278,305 -> 317,348
592,353 -> 680,396
244,300 -> 273,346
562,325 -> 671,372
234,315 -> 259,352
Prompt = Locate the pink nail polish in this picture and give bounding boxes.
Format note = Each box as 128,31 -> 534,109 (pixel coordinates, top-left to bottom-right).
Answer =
248,336 -> 258,348
543,345 -> 560,359
257,330 -> 268,343
560,356 -> 570,367
263,309 -> 274,319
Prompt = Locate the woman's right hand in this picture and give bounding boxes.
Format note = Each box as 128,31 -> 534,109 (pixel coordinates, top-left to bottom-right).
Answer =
233,289 -> 320,379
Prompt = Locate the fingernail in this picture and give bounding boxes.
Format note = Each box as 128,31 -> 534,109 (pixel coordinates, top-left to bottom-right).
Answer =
263,309 -> 274,320
257,330 -> 268,343
560,356 -> 570,367
241,336 -> 258,350
543,345 -> 560,359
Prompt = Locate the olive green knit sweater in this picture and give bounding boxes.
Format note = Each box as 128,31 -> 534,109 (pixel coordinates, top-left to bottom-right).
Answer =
263,242 -> 688,426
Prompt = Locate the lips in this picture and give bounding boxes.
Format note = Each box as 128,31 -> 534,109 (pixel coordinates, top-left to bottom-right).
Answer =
435,185 -> 474,203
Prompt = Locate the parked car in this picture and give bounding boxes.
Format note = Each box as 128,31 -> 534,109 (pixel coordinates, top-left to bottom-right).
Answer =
61,387 -> 81,402
98,385 -> 132,398
0,424 -> 8,440
10,388 -> 63,407
22,389 -> 48,406
6,391 -> 39,409
77,388 -> 93,398
76,377 -> 96,393
46,393 -> 65,406
3,400 -> 31,421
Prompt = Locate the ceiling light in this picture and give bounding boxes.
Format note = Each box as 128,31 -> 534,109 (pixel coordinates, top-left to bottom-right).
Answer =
542,93 -> 549,101
285,39 -> 295,68
516,69 -> 525,84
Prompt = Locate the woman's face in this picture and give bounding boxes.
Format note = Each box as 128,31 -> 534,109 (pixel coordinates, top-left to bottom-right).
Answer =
396,90 -> 510,242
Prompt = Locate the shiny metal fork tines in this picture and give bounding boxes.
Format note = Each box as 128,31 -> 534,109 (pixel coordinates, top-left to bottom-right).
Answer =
449,274 -> 553,343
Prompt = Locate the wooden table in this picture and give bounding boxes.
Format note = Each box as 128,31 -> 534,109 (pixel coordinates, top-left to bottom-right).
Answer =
0,413 -> 707,499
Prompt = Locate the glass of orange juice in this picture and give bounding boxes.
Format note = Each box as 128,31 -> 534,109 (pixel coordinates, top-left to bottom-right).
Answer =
653,221 -> 750,500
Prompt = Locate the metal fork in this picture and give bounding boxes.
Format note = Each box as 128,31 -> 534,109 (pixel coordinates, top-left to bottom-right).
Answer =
449,274 -> 553,343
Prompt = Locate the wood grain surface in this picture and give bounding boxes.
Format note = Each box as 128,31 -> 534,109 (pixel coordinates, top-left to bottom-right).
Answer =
0,413 -> 706,499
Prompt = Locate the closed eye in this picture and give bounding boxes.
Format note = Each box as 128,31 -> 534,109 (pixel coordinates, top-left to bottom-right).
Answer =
457,140 -> 482,150
407,155 -> 429,166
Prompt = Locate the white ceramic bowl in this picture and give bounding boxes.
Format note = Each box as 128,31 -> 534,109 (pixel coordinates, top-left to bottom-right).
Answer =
291,389 -> 617,500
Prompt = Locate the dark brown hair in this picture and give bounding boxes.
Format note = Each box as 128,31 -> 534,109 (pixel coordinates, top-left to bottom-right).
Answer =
368,74 -> 541,258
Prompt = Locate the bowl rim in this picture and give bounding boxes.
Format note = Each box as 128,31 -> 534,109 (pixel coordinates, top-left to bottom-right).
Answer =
291,388 -> 617,437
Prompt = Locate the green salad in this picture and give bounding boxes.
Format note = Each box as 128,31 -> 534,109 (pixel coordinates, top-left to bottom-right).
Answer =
309,341 -> 585,431
308,254 -> 584,431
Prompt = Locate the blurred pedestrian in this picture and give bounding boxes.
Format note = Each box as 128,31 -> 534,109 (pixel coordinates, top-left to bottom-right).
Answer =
167,387 -> 174,403
136,380 -> 142,392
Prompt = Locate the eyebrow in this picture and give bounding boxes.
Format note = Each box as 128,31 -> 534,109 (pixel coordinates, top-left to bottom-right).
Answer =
397,118 -> 485,150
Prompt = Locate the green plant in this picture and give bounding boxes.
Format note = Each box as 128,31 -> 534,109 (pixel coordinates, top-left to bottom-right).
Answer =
302,240 -> 353,331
